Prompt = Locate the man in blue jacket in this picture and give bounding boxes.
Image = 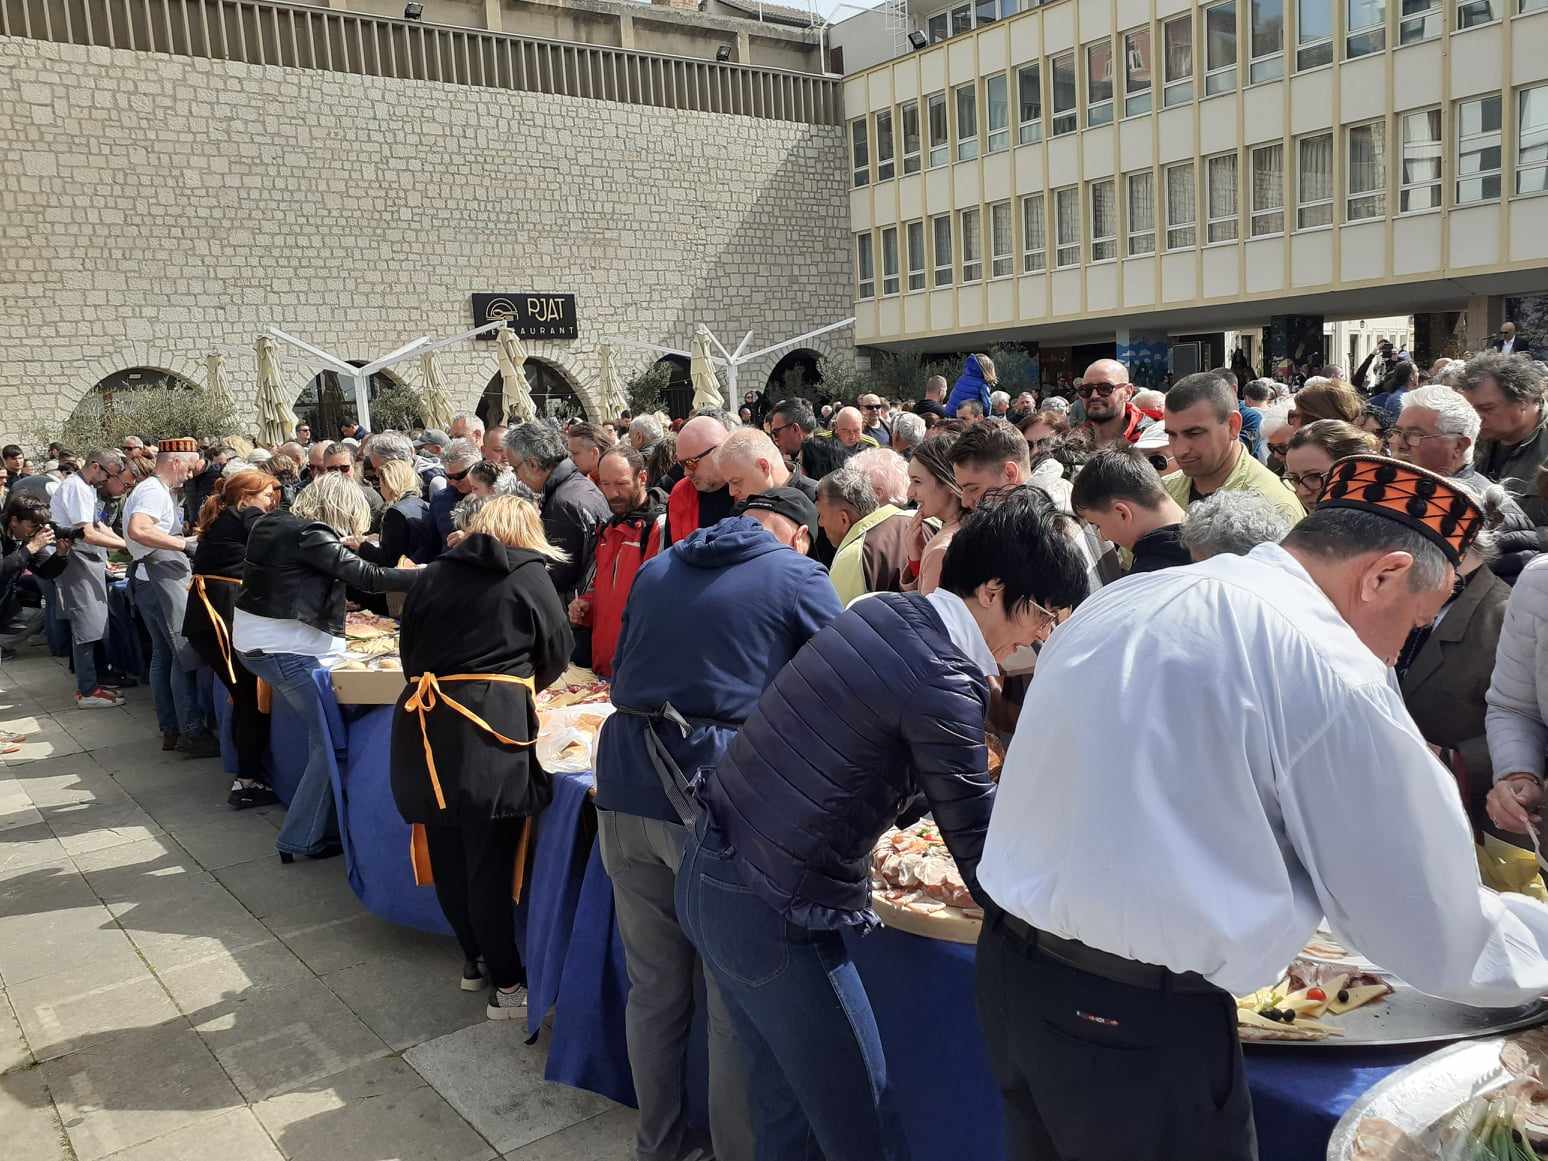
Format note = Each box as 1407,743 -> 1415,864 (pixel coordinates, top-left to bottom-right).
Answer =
595,488 -> 841,1161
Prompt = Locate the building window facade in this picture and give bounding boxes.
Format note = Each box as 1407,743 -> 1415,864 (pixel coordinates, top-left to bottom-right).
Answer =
1166,163 -> 1198,248
1055,186 -> 1081,267
1456,93 -> 1502,204
881,226 -> 899,295
1205,1 -> 1238,96
1124,27 -> 1153,117
1346,121 -> 1386,220
1520,84 -> 1548,195
1052,51 -> 1078,135
1251,143 -> 1285,235
955,83 -> 979,162
1091,179 -> 1118,260
1399,108 -> 1442,211
961,207 -> 983,282
856,232 -> 875,298
990,200 -> 1014,277
1457,0 -> 1498,28
928,92 -> 949,168
1399,0 -> 1442,42
1163,14 -> 1195,106
1346,0 -> 1386,58
851,119 -> 869,187
1018,63 -> 1043,144
875,109 -> 895,182
1297,0 -> 1333,68
986,73 -> 1010,153
932,214 -> 954,285
1022,193 -> 1047,271
900,100 -> 921,175
907,219 -> 927,290
1207,151 -> 1239,241
1249,0 -> 1284,82
1297,133 -> 1334,226
1087,39 -> 1115,127
1128,171 -> 1156,254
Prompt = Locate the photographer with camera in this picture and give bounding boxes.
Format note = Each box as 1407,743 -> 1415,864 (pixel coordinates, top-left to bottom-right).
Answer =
0,496 -> 69,661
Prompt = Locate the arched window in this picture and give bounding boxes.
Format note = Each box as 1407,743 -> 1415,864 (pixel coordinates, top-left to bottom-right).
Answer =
478,360 -> 585,426
295,363 -> 403,439
766,349 -> 824,400
81,367 -> 200,421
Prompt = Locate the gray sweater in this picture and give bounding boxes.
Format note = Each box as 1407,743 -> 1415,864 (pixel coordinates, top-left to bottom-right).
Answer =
1487,554 -> 1548,779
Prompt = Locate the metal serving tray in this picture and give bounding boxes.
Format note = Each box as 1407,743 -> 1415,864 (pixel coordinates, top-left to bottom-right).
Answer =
1246,986 -> 1548,1050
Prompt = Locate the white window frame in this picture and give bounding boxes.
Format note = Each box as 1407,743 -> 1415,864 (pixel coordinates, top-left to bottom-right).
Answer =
1086,39 -> 1115,127
990,200 -> 1014,278
1296,0 -> 1333,69
1296,132 -> 1334,228
1346,0 -> 1386,58
1054,186 -> 1081,268
881,225 -> 900,296
1398,0 -> 1442,43
1127,170 -> 1156,255
1204,0 -> 1238,96
1090,179 -> 1118,261
951,1 -> 972,35
1249,0 -> 1284,83
927,91 -> 950,169
925,9 -> 948,42
1051,51 -> 1078,136
1162,14 -> 1195,107
1124,27 -> 1153,118
856,232 -> 875,299
1518,84 -> 1548,196
932,213 -> 954,286
1250,142 -> 1285,236
850,118 -> 869,188
875,109 -> 895,183
1018,63 -> 1043,144
986,73 -> 1010,154
1523,0 -> 1547,14
1456,93 -> 1502,205
906,219 -> 927,291
1206,151 -> 1240,242
900,100 -> 922,176
1457,0 -> 1499,28
1165,162 -> 1198,249
960,207 -> 983,283
955,82 -> 980,162
1022,193 -> 1047,272
1398,107 -> 1442,212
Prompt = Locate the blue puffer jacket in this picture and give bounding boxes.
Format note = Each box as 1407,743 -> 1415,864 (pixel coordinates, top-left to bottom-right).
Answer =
595,517 -> 842,822
699,592 -> 997,930
944,356 -> 993,417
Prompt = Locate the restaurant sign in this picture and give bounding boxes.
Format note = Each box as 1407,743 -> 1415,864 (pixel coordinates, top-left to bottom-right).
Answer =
471,293 -> 578,341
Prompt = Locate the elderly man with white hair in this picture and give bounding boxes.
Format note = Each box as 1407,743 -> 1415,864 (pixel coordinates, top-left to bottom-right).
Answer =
718,428 -> 816,503
448,412 -> 484,443
816,462 -> 914,603
503,422 -> 611,607
848,446 -> 911,508
990,390 -> 1011,417
428,437 -> 485,555
1178,490 -> 1295,561
628,414 -> 664,452
889,412 -> 926,460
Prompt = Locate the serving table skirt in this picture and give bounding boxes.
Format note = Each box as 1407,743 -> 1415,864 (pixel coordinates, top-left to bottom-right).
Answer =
104,578 -> 149,681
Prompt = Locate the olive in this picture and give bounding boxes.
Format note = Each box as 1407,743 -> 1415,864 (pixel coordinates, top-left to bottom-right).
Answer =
1337,989 -> 1350,1004
1282,1010 -> 1296,1023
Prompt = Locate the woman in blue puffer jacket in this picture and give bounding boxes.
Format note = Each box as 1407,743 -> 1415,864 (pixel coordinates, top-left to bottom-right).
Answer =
676,486 -> 1090,1161
944,352 -> 997,417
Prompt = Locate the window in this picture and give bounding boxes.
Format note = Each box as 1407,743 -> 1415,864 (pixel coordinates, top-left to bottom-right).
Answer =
1346,121 -> 1386,220
1166,163 -> 1197,248
1399,108 -> 1442,211
1456,94 -> 1502,204
1124,28 -> 1153,117
1249,0 -> 1283,82
1525,0 -> 1547,13
1206,152 -> 1239,241
1018,64 -> 1043,144
875,109 -> 895,182
1054,187 -> 1081,267
1087,40 -> 1115,127
1163,15 -> 1195,106
986,74 -> 1010,153
906,220 -> 927,290
932,213 -> 954,285
927,10 -> 948,42
881,226 -> 900,295
1164,164 -> 1195,247
1297,133 -> 1334,226
1052,51 -> 1078,136
1457,0 -> 1497,27
955,83 -> 979,162
856,232 -> 875,298
1519,85 -> 1548,195
1128,171 -> 1156,254
951,2 -> 972,35
927,92 -> 949,168
851,119 -> 869,187
1250,143 -> 1285,234
1205,2 -> 1238,96
1022,194 -> 1047,271
1297,0 -> 1333,68
990,201 -> 1014,277
1090,180 -> 1118,261
1346,0 -> 1385,58
976,0 -> 999,24
900,100 -> 922,175
961,208 -> 983,282
1399,0 -> 1442,43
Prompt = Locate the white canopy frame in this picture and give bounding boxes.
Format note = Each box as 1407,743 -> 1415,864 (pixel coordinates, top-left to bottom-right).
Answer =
610,317 -> 856,403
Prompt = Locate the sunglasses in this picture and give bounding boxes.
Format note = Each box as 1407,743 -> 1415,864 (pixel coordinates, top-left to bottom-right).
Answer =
323,463 -> 354,474
678,448 -> 717,472
445,465 -> 474,482
1076,382 -> 1120,399
862,403 -> 883,412
1267,443 -> 1291,456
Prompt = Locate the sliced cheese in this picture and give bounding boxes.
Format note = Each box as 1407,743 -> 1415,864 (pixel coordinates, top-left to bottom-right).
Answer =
1328,984 -> 1390,1015
1236,1009 -> 1337,1040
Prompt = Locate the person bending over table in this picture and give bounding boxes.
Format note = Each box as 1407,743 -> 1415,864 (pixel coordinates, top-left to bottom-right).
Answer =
183,469 -> 280,810
234,473 -> 418,864
352,459 -> 435,567
677,486 -> 1090,1161
389,495 -> 572,1021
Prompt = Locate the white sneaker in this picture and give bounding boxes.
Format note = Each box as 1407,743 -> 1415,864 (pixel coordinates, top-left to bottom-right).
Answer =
76,688 -> 124,708
487,984 -> 528,1020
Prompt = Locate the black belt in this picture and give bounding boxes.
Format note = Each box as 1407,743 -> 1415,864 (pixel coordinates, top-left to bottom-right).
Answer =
987,905 -> 1219,995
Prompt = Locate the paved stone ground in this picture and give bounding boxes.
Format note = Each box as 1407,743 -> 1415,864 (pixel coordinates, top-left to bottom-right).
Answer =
0,650 -> 638,1160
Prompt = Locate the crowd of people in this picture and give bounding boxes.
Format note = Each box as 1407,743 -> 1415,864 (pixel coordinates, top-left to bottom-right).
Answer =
6,332 -> 1548,1158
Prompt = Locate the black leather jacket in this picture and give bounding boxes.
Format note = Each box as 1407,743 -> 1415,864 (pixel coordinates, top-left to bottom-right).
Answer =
236,511 -> 417,637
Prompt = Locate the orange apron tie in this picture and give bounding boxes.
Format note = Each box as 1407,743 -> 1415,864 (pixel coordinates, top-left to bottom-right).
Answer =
403,672 -> 539,904
192,574 -> 242,685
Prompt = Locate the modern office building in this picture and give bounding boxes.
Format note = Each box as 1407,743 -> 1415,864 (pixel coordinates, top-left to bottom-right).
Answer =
838,0 -> 1548,383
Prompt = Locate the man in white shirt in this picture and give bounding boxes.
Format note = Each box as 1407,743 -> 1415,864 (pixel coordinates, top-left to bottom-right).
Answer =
123,439 -> 213,755
975,455 -> 1548,1160
50,451 -> 130,707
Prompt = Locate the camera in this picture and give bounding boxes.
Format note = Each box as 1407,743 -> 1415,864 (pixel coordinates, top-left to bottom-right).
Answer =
48,523 -> 80,542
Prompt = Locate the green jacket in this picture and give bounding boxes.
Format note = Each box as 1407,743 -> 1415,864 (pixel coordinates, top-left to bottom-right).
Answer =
1162,445 -> 1306,524
830,504 -> 912,605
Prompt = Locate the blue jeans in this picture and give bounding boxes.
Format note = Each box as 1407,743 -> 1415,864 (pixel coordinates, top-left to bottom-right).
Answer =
676,819 -> 909,1161
237,649 -> 339,857
131,578 -> 203,736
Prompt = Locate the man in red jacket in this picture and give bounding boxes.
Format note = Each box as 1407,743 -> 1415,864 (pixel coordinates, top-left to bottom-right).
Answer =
568,445 -> 663,678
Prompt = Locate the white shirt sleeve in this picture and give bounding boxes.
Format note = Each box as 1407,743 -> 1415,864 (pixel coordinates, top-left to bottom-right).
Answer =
50,477 -> 95,528
1279,681 -> 1548,1006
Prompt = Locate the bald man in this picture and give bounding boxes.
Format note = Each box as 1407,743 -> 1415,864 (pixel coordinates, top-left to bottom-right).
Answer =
1076,359 -> 1151,446
718,428 -> 818,503
663,414 -> 737,546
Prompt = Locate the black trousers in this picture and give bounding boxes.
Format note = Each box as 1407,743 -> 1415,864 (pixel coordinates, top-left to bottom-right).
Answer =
974,916 -> 1258,1161
426,815 -> 528,990
191,641 -> 269,783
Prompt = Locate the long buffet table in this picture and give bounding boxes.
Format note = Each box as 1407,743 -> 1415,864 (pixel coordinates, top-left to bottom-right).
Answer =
210,672 -> 1425,1159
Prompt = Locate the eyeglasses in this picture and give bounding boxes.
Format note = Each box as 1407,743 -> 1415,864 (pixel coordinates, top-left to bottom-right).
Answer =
1267,443 -> 1291,457
1389,427 -> 1449,447
323,463 -> 354,474
678,448 -> 717,472
1075,382 -> 1120,399
768,421 -> 800,440
445,465 -> 474,482
1282,470 -> 1327,494
862,403 -> 883,412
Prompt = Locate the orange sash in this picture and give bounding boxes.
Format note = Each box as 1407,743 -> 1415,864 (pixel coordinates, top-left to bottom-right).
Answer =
192,574 -> 242,684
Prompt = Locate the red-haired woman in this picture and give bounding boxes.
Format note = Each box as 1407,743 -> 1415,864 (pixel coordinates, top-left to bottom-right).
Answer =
183,470 -> 281,809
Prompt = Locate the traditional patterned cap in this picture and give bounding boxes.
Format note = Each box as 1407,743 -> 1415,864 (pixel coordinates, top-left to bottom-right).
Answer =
158,438 -> 199,453
1316,454 -> 1484,565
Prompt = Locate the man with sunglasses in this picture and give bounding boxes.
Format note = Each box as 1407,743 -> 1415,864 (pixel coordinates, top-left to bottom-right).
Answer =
50,449 -> 130,708
662,414 -> 737,547
427,438 -> 485,555
1074,359 -> 1151,447
856,393 -> 893,447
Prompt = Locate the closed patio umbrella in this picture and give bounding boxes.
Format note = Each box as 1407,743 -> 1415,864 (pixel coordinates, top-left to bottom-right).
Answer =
598,345 -> 629,423
418,350 -> 455,432
206,352 -> 235,416
495,324 -> 535,424
690,325 -> 723,411
254,335 -> 298,449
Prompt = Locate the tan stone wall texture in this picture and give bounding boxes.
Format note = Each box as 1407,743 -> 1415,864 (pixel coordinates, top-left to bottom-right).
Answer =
0,35 -> 851,443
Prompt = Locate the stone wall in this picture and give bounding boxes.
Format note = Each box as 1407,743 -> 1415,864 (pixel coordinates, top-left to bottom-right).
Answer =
0,36 -> 851,444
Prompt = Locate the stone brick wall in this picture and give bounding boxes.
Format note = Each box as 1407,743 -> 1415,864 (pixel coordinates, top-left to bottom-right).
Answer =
0,36 -> 851,444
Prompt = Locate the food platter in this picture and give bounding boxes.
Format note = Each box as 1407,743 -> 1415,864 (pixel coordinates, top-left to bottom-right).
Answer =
870,818 -> 985,945
1245,987 -> 1548,1050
